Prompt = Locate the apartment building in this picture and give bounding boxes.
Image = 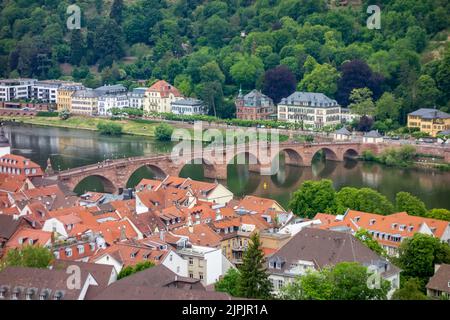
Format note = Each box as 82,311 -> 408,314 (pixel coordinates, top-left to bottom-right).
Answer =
127,87 -> 147,109
71,89 -> 99,116
0,79 -> 36,102
57,84 -> 85,112
407,108 -> 450,137
277,92 -> 341,129
33,80 -> 81,104
235,89 -> 275,120
143,80 -> 183,114
171,98 -> 205,115
95,85 -> 129,116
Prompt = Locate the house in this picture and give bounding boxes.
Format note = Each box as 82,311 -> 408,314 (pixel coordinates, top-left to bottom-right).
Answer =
334,127 -> 352,141
171,98 -> 206,115
71,89 -> 99,116
90,264 -> 233,300
135,187 -> 194,215
267,228 -> 400,297
182,179 -> 233,205
0,266 -> 98,300
0,154 -> 43,178
277,92 -> 341,129
363,130 -> 384,143
0,79 -> 36,102
0,215 -> 22,256
340,107 -> 360,124
176,244 -> 235,286
235,89 -> 275,120
426,264 -> 450,299
56,84 -> 85,112
314,210 -> 450,256
127,87 -> 147,109
408,108 -> 450,137
95,85 -> 129,116
143,80 -> 183,114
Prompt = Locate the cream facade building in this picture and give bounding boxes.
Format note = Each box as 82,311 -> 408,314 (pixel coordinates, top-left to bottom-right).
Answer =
143,80 -> 184,114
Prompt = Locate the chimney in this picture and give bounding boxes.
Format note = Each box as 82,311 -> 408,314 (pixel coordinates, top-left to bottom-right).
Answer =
120,225 -> 126,241
159,230 -> 165,241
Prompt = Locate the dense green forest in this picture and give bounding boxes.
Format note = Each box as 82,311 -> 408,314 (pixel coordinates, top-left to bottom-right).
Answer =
0,0 -> 449,124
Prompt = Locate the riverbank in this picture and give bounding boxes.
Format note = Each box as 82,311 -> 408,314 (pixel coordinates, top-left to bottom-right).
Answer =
0,115 -> 161,137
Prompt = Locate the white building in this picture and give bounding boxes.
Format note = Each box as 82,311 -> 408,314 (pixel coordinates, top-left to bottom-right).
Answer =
95,84 -> 129,116
333,127 -> 352,141
171,98 -> 206,115
0,79 -> 36,102
340,107 -> 360,124
0,127 -> 11,157
177,245 -> 234,286
363,130 -> 384,144
32,80 -> 81,104
277,92 -> 341,129
128,87 -> 147,109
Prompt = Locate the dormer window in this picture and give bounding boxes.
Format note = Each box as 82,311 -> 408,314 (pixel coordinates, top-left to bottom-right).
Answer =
354,216 -> 360,222
391,223 -> 398,229
369,219 -> 376,226
408,226 -> 414,232
77,245 -> 84,254
399,225 -> 406,231
65,248 -> 72,257
53,291 -> 64,301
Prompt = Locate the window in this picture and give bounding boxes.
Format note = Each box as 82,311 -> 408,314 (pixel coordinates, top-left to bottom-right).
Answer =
189,273 -> 193,278
199,273 -> 204,280
189,257 -> 193,265
277,280 -> 284,290
65,248 -> 72,257
77,245 -> 84,254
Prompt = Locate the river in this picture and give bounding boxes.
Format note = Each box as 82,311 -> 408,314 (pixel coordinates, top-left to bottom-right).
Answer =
5,123 -> 450,210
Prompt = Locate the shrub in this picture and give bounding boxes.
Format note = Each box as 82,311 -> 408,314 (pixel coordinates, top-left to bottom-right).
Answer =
97,122 -> 123,136
155,123 -> 174,141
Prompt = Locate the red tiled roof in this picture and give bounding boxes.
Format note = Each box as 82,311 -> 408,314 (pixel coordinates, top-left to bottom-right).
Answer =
147,80 -> 183,98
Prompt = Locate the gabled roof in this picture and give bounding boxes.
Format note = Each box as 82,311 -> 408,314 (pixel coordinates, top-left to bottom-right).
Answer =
335,127 -> 351,135
364,130 -> 383,138
0,215 -> 21,240
172,224 -> 222,247
426,264 -> 450,294
6,227 -> 52,250
147,80 -> 183,98
280,92 -> 339,107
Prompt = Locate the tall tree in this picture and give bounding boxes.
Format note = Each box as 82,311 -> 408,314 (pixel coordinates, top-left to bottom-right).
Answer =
70,29 -> 84,66
110,0 -> 124,25
348,88 -> 376,117
262,65 -> 297,104
237,233 -> 272,299
375,92 -> 402,122
392,278 -> 428,300
3,246 -> 53,269
298,63 -> 340,98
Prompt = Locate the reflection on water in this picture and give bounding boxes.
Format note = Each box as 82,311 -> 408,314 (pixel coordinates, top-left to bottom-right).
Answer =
5,123 -> 450,210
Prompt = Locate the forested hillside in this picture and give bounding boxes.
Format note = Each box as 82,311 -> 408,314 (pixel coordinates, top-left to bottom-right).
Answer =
0,0 -> 449,123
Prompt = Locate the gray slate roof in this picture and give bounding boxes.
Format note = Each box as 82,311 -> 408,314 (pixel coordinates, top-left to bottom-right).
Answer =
171,98 -> 204,106
280,92 -> 338,108
364,130 -> 383,138
72,89 -> 99,98
268,228 -> 399,278
409,108 -> 450,119
335,127 -> 351,135
94,84 -> 127,95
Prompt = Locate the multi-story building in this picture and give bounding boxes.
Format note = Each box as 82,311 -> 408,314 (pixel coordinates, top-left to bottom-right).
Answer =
407,108 -> 450,137
340,107 -> 360,124
0,79 -> 36,102
171,98 -> 205,115
277,92 -> 341,129
32,80 -> 81,104
57,84 -> 85,112
143,80 -> 183,114
71,89 -> 99,116
0,154 -> 43,178
235,89 -> 275,120
127,87 -> 147,109
95,85 -> 129,116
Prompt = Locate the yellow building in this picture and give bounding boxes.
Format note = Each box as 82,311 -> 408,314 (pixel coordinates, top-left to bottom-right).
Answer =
70,89 -> 99,116
408,108 -> 450,137
56,85 -> 84,112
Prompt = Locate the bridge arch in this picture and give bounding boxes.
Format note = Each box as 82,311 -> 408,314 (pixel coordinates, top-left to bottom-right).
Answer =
73,174 -> 117,195
126,164 -> 168,189
312,147 -> 339,162
343,148 -> 359,159
179,157 -> 218,180
276,148 -> 304,166
228,151 -> 261,174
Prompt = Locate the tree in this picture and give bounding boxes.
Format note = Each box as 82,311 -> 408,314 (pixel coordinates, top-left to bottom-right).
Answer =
355,229 -> 386,257
117,261 -> 155,279
97,122 -> 123,136
336,60 -> 384,106
262,65 -> 297,104
215,268 -> 241,297
200,61 -> 225,84
298,63 -> 340,98
395,192 -> 427,217
427,208 -> 450,221
230,55 -> 264,90
348,88 -> 376,117
375,92 -> 402,122
288,179 -> 336,219
155,123 -> 174,141
93,19 -> 125,62
110,0 -> 124,25
59,109 -> 70,120
237,233 -> 272,299
416,75 -> 441,108
395,233 -> 450,291
70,29 -> 84,66
203,15 -> 230,48
3,246 -> 53,269
335,187 -> 395,215
280,262 -> 390,300
392,278 -> 428,300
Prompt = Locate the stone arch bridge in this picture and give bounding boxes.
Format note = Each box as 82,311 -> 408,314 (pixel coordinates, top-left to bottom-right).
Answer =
51,141 -> 450,194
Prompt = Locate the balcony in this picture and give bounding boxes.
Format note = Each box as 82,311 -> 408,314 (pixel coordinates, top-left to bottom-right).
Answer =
232,244 -> 248,252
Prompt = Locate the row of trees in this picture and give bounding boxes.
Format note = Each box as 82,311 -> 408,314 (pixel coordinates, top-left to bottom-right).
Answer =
288,179 -> 450,220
